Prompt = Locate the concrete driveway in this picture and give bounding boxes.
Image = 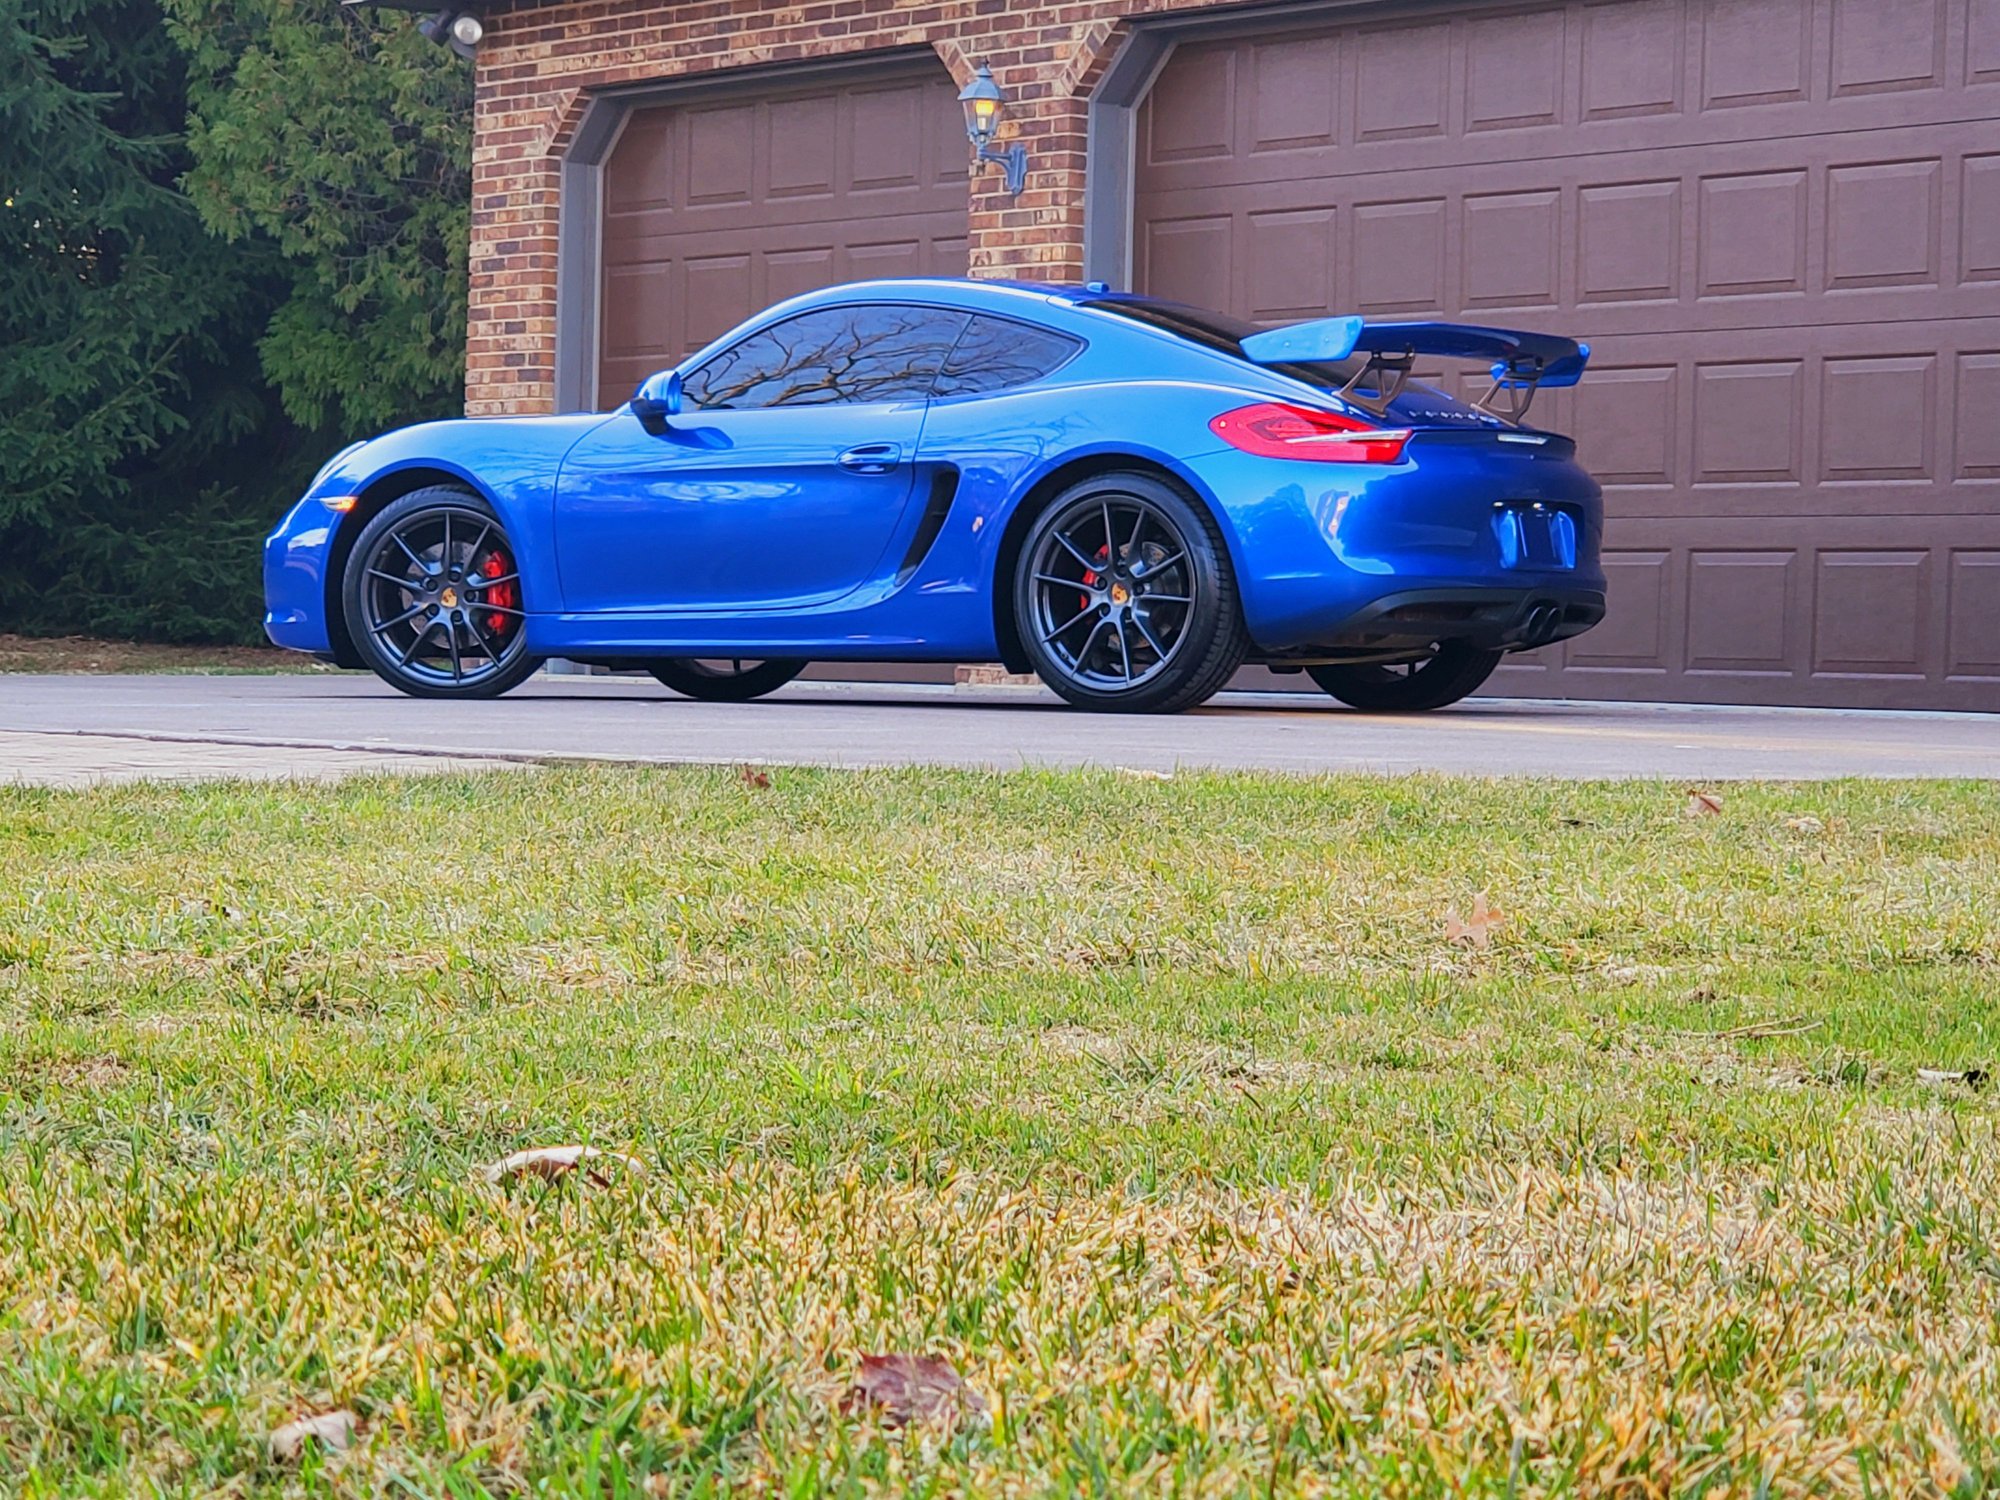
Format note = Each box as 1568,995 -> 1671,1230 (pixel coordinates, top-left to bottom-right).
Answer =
1,672 -> 1993,785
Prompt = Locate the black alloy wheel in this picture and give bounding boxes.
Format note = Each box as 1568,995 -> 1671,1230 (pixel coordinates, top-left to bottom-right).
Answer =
343,486 -> 541,699
1307,641 -> 1504,712
645,658 -> 806,701
1014,472 -> 1246,713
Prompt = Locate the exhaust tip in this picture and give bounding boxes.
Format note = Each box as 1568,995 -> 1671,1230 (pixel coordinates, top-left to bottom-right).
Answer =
1521,604 -> 1560,647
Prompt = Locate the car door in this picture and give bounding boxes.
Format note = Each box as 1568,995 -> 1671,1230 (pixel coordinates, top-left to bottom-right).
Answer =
554,303 -> 970,613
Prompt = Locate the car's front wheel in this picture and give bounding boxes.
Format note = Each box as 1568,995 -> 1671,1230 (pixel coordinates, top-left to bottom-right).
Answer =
1014,472 -> 1247,713
343,486 -> 541,699
1307,642 -> 1503,712
644,658 -> 805,701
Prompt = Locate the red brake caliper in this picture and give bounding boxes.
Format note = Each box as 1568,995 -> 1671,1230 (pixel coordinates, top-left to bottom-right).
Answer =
1078,545 -> 1110,614
480,550 -> 516,634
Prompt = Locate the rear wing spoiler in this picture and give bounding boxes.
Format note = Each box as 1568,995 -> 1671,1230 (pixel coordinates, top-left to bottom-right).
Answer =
1240,317 -> 1590,421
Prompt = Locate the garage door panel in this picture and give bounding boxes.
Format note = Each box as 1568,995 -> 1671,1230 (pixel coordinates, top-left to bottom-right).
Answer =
1249,36 -> 1340,150
1819,355 -> 1937,480
1578,179 -> 1682,302
1352,20 -> 1453,142
1144,44 -> 1235,162
1462,6 -> 1569,133
1825,158 -> 1942,289
1976,0 -> 2000,81
1138,0 -> 1999,708
1684,548 -> 1800,674
1461,189 -> 1563,309
1830,0 -> 1947,98
1564,549 -> 1674,669
1351,199 -> 1450,312
686,103 -> 759,206
597,60 -> 968,407
1948,551 -> 2000,677
1579,0 -> 1688,122
1700,0 -> 1813,112
1246,208 -> 1338,321
1958,352 -> 2000,474
1811,549 -> 1933,677
1140,215 -> 1235,308
766,95 -> 838,199
1964,153 -> 2000,280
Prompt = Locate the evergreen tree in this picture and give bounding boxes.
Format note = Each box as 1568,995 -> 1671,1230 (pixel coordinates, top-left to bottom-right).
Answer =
167,0 -> 471,433
0,0 -> 298,640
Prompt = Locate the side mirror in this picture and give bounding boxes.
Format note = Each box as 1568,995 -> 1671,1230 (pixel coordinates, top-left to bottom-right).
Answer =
630,369 -> 683,434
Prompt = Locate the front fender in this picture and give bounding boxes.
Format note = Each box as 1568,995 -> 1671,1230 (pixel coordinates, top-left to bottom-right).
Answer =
308,416 -> 611,649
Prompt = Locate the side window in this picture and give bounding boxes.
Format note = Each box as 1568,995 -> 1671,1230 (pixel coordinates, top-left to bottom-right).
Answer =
931,315 -> 1084,397
681,305 -> 970,410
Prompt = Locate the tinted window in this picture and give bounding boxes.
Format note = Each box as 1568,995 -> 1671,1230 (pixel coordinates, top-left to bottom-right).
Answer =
1082,296 -> 1367,389
931,315 -> 1083,397
682,305 -> 970,410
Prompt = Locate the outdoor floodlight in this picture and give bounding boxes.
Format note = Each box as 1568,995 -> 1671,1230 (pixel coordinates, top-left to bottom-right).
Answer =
957,64 -> 1028,197
415,6 -> 481,59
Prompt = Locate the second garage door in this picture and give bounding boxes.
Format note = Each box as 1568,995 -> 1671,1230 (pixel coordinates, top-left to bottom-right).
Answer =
1134,0 -> 2000,710
597,59 -> 970,407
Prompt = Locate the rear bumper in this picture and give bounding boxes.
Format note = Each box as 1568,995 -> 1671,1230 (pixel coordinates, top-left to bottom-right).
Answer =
1310,586 -> 1606,653
1185,438 -> 1607,651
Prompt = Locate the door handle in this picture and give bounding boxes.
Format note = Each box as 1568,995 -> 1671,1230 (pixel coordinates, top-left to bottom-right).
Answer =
837,442 -> 901,475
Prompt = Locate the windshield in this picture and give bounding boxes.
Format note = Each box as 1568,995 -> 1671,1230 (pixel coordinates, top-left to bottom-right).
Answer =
1080,296 -> 1370,390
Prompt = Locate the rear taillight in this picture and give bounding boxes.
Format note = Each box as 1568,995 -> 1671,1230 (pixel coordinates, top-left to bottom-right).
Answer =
1209,402 -> 1411,464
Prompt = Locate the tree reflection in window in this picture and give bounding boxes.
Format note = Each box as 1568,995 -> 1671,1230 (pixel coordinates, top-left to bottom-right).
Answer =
932,316 -> 1084,397
682,305 -> 970,410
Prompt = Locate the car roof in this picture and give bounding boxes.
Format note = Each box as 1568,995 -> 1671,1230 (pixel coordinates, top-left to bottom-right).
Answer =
768,276 -> 1105,318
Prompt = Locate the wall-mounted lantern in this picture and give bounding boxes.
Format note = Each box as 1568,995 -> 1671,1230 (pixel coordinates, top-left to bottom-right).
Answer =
957,64 -> 1028,197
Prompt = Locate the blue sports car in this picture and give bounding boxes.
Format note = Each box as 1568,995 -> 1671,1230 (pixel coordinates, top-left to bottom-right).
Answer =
264,278 -> 1604,713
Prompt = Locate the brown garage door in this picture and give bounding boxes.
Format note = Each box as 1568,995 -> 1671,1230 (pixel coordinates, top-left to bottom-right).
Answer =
597,59 -> 969,407
1135,0 -> 2000,710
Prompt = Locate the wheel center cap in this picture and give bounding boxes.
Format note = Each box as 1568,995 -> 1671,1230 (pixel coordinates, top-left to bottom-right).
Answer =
439,586 -> 459,609
1109,582 -> 1131,606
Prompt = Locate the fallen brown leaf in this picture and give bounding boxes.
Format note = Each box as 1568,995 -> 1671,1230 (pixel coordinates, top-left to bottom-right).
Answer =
1685,788 -> 1724,817
478,1145 -> 645,1187
1785,815 -> 1825,833
270,1409 -> 355,1462
738,764 -> 772,789
1443,891 -> 1505,951
844,1352 -> 986,1427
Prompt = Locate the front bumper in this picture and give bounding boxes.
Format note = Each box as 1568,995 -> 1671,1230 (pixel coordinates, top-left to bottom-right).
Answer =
262,496 -> 339,655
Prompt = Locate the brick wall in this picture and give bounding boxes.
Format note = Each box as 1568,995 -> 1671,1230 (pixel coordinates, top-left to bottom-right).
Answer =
466,0 -> 1234,416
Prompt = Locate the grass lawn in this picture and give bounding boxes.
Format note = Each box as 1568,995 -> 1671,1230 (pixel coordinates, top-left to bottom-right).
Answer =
1,767 -> 1996,1496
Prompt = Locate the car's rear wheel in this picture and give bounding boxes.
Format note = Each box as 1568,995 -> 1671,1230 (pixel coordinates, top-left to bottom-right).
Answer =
1307,642 -> 1503,712
1014,472 -> 1247,714
645,658 -> 805,702
343,486 -> 541,699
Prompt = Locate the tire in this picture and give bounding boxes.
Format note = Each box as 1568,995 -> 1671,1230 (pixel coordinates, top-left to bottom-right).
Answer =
1307,641 -> 1503,712
1013,471 -> 1247,714
342,486 -> 542,700
644,658 -> 806,702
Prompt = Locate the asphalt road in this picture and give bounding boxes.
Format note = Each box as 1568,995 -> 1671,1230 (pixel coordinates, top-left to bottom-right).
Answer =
1,672 -> 1994,781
